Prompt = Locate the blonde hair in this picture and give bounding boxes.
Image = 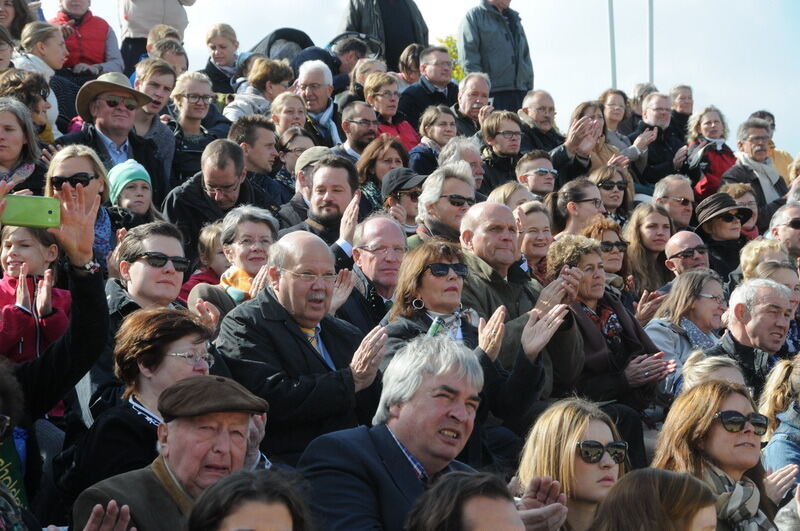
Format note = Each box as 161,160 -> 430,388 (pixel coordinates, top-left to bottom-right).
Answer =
205,23 -> 237,45
739,238 -> 789,280
270,91 -> 305,118
687,105 -> 729,144
248,58 -> 293,92
760,357 -> 800,439
487,181 -> 534,208
790,153 -> 800,182
516,398 -> 623,498
718,182 -> 754,200
171,71 -> 213,100
20,22 -> 60,54
680,351 -> 744,393
653,269 -> 722,326
197,221 -> 224,267
45,145 -> 109,203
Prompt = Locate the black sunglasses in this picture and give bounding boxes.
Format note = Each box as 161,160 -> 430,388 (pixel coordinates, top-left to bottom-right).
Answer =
599,181 -> 626,191
600,241 -> 628,253
396,190 -> 421,202
425,262 -> 468,278
576,440 -> 628,464
782,218 -> 800,230
667,244 -> 709,260
100,94 -> 138,111
134,252 -> 191,273
714,410 -> 768,436
441,194 -> 476,208
716,211 -> 749,223
51,172 -> 97,190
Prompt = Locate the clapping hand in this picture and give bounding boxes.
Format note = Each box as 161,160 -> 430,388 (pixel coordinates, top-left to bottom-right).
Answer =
478,305 -> 506,361
48,182 -> 100,266
521,305 -> 569,361
349,326 -> 387,392
623,352 -> 676,387
515,475 -> 568,531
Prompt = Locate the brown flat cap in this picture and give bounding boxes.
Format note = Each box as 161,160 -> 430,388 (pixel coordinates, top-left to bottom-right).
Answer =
295,146 -> 330,174
158,375 -> 268,422
695,192 -> 753,228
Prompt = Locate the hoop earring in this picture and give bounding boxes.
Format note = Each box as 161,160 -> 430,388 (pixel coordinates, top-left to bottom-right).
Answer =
412,298 -> 425,310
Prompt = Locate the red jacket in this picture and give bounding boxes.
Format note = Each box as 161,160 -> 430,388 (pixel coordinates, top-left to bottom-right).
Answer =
49,10 -> 109,68
378,119 -> 419,153
0,274 -> 71,364
690,141 -> 737,200
179,267 -> 221,304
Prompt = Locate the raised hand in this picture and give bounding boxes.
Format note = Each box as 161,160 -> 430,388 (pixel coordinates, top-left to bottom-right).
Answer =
633,289 -> 665,327
329,269 -> 356,314
478,305 -> 506,361
48,182 -> 101,266
764,464 -> 799,504
249,264 -> 271,298
35,269 -> 55,317
349,326 -> 387,392
521,305 -> 569,361
672,145 -> 689,169
194,298 -> 221,331
633,127 -> 657,151
81,500 -> 136,531
15,262 -> 31,311
623,352 -> 676,387
339,189 -> 361,245
517,475 -> 568,531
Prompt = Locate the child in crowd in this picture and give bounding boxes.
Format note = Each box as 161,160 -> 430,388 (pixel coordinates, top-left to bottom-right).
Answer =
178,221 -> 228,303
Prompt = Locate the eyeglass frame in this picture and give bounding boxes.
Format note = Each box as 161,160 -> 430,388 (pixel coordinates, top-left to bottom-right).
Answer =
697,292 -> 726,306
167,350 -> 215,368
666,244 -> 709,260
355,245 -> 407,258
180,93 -> 214,104
280,268 -> 337,284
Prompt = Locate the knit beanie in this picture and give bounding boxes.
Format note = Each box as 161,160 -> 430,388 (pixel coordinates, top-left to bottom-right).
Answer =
107,160 -> 151,204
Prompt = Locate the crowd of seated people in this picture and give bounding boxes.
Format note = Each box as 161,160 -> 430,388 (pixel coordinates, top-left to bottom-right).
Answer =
3,0 -> 800,529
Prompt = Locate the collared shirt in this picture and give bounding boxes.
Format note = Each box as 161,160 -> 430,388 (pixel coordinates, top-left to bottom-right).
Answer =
386,425 -> 429,483
420,75 -> 448,96
343,142 -> 362,161
96,128 -> 131,166
299,324 -> 337,370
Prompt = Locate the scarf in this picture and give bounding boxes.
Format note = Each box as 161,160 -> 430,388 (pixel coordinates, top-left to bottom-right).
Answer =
419,217 -> 461,243
680,317 -> 718,350
218,267 -> 253,304
360,179 -> 382,211
735,152 -> 781,204
582,301 -> 624,351
420,136 -> 441,153
309,101 -> 342,145
0,163 -> 33,188
93,207 -> 113,270
702,462 -> 775,530
702,137 -> 727,151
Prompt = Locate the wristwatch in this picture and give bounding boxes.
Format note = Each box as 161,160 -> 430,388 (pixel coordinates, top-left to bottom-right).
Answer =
70,259 -> 102,275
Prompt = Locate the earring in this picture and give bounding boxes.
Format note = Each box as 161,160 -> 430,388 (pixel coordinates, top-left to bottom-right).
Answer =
412,298 -> 425,310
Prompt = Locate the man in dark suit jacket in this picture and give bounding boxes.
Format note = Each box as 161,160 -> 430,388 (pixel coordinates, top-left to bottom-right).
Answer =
398,46 -> 459,130
215,230 -> 386,465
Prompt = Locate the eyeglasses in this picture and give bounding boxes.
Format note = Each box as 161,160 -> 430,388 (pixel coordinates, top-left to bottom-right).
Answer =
99,95 -> 138,111
425,262 -> 468,278
346,119 -> 380,127
51,172 -> 97,190
234,237 -> 273,248
600,241 -> 628,253
599,181 -> 626,191
395,190 -> 421,202
182,93 -> 214,104
576,440 -> 628,464
167,350 -> 215,368
745,135 -> 770,143
532,106 -> 556,114
666,196 -> 694,207
575,198 -> 604,209
697,293 -> 726,306
649,106 -> 671,113
280,268 -> 337,284
441,194 -> 476,208
285,146 -> 310,155
375,90 -> 400,99
525,168 -> 558,178
356,245 -> 407,257
667,244 -> 708,260
714,410 -> 768,436
496,130 -> 523,139
133,252 -> 191,273
717,211 -> 748,223
737,201 -> 758,210
298,83 -> 327,92
780,218 -> 800,230
203,180 -> 241,194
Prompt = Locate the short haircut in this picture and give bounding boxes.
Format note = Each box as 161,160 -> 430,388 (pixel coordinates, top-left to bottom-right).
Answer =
115,309 -> 213,398
20,22 -> 60,53
398,43 -> 424,77
150,38 -> 187,61
418,104 -> 456,138
116,221 -> 184,266
460,201 -> 513,234
147,24 -> 181,45
516,150 -> 552,177
201,139 -> 245,177
718,182 -> 754,200
458,72 -> 491,94
737,117 -> 772,143
206,23 -> 237,45
197,221 -> 223,267
546,234 -> 602,279
135,58 -> 177,84
278,126 -> 313,151
749,110 -> 776,128
438,136 -> 482,167
248,57 -> 293,92
642,91 -> 670,110
419,46 -> 449,65
341,100 -> 373,122
228,114 -> 275,146
522,89 -> 552,109
332,37 -> 368,58
629,82 -> 657,108
298,59 -> 332,86
739,238 -> 788,280
481,110 -> 522,143
729,278 -> 791,315
268,232 -> 332,270
652,174 -> 691,200
308,154 -> 359,192
373,334 -> 483,425
417,161 -> 475,224
768,202 -> 800,234
363,71 -> 397,100
219,205 -> 279,246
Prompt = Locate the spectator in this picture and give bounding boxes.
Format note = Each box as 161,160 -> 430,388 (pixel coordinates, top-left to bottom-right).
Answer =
162,139 -> 277,263
276,144 -> 329,229
652,381 -> 777,527
486,181 -> 534,208
704,279 -> 793,399
330,100 -> 379,163
457,0 -> 532,112
339,0 -> 428,71
679,351 -> 746,393
0,97 -> 45,194
148,37 -> 188,77
409,104 -> 457,176
750,109 -> 794,182
297,59 -> 343,147
274,125 -> 314,193
398,46 -> 458,130
223,57 -> 293,122
228,115 -> 289,206
515,149 -> 557,199
479,110 -> 522,194
587,468 -> 716,531
356,134 -> 408,212
132,58 -> 177,180
749,261 -> 800,359
395,43 -> 423,93
0,68 -> 53,144
695,192 -> 751,281
13,22 -> 65,137
581,217 -> 634,311
410,161 -> 475,248
760,356 -> 800,484
515,200 -> 553,285
685,105 -> 735,200
215,231 -> 386,464
451,72 -> 491,137
179,221 -> 227,303
722,117 -> 790,233
72,375 -> 268,530
652,174 -> 695,230
516,398 -> 624,531
544,178 -> 605,237
365,71 -> 419,151
598,88 -> 653,175
291,37 -> 366,96
168,71 -> 218,188
438,135 -> 487,197
270,91 -> 306,137
0,0 -> 32,41
720,182 -> 760,240
617,82 -> 655,136
571,100 -> 635,187
768,203 -> 800,263
621,203 -> 673,298
588,165 -> 634,227
106,159 -> 160,228
200,23 -> 239,94
660,231 -> 711,294
186,469 -> 313,531
118,0 -> 194,76
381,167 -> 426,235
0,26 -> 13,73
335,57 -> 386,110
668,84 -> 693,139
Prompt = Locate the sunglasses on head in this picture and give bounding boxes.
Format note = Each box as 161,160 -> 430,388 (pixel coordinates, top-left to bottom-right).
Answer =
599,181 -> 626,191
51,172 -> 97,190
100,94 -> 138,111
667,244 -> 708,260
600,241 -> 628,253
441,194 -> 476,208
134,252 -> 191,273
425,262 -> 468,278
714,410 -> 768,436
576,440 -> 628,464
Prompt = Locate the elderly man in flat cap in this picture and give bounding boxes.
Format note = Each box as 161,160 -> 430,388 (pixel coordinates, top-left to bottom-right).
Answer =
72,375 -> 268,531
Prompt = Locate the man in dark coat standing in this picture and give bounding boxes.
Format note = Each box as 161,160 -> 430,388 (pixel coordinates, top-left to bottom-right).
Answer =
398,46 -> 458,130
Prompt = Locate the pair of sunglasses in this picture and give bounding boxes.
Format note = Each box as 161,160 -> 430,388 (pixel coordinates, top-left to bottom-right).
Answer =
667,244 -> 708,260
714,410 -> 768,436
425,262 -> 468,278
51,172 -> 97,190
600,241 -> 628,253
599,181 -> 626,191
100,94 -> 138,111
783,218 -> 800,230
576,440 -> 628,464
441,194 -> 476,208
396,190 -> 421,202
716,211 -> 749,223
134,252 -> 191,273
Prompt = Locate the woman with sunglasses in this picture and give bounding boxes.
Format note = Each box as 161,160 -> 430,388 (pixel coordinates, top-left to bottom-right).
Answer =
168,71 -> 218,188
645,269 -> 724,401
365,71 -> 419,152
622,203 -> 673,298
515,398 -> 626,531
653,380 -> 778,528
411,161 -> 475,248
356,133 -> 409,212
581,217 -> 634,312
385,240 -> 568,471
544,177 -> 605,237
588,165 -> 634,227
59,308 -> 214,506
408,105 -> 457,176
685,105 -> 736,200
695,192 -> 753,281
0,96 -> 45,194
721,182 -> 761,240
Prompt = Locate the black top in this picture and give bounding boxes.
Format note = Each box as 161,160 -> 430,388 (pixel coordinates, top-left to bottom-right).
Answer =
378,0 -> 415,70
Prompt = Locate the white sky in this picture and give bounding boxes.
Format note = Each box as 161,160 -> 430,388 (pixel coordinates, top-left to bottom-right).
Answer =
42,0 -> 800,157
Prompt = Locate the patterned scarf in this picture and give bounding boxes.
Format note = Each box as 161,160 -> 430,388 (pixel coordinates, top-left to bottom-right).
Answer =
680,317 -> 718,350
218,267 -> 253,304
582,301 -> 623,350
308,100 -> 342,145
274,167 -> 296,191
360,179 -> 382,212
0,163 -> 33,187
702,462 -> 775,530
93,207 -> 113,270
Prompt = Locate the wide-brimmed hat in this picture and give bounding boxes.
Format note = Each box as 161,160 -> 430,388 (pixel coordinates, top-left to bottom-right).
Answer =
695,192 -> 753,228
75,72 -> 152,123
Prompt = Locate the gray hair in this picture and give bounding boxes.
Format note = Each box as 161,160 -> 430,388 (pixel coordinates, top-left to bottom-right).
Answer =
353,213 -> 405,248
372,334 -> 484,425
642,92 -> 670,110
220,205 -> 279,246
729,278 -> 791,315
652,174 -> 692,200
768,202 -> 800,235
298,59 -> 332,86
630,82 -> 658,108
0,97 -> 40,164
669,84 -> 692,100
737,118 -> 772,143
438,136 -> 482,167
417,161 -> 475,224
458,72 -> 491,94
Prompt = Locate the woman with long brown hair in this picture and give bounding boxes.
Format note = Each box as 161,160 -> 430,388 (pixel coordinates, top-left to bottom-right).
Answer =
622,203 -> 673,298
356,133 -> 409,212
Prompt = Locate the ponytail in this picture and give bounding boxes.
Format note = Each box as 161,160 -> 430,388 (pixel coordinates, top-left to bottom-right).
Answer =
759,359 -> 798,439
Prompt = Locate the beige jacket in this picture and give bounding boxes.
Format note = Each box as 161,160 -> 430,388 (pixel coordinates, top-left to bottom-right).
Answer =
117,0 -> 196,40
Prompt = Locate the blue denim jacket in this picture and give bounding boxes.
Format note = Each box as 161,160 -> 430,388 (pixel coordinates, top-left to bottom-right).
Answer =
762,401 -> 800,483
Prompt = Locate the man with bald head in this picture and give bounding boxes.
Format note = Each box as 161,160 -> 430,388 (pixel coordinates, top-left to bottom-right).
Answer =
216,230 -> 387,465
657,231 -> 710,294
